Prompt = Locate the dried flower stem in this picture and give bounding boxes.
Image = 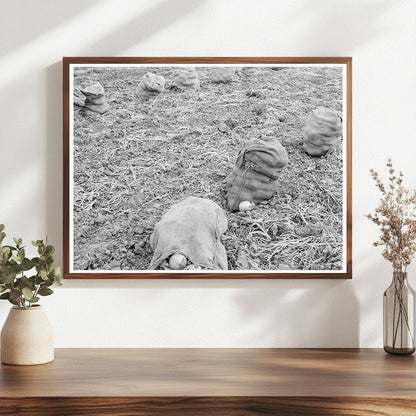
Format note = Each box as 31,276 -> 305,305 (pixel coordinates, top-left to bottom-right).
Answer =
366,159 -> 416,272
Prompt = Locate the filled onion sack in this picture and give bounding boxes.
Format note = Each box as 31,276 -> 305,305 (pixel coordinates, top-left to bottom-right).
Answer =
149,197 -> 228,270
227,138 -> 289,211
80,82 -> 110,114
135,72 -> 165,100
236,67 -> 258,77
211,67 -> 235,83
73,87 -> 86,107
174,67 -> 200,90
303,108 -> 343,156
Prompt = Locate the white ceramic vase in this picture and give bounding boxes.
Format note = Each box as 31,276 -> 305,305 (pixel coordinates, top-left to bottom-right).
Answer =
1,305 -> 54,365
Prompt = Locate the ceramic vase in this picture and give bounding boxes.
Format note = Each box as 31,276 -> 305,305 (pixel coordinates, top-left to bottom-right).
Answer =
1,305 -> 54,365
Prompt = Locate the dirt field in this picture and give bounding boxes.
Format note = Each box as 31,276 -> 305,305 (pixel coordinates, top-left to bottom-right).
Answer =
72,65 -> 344,271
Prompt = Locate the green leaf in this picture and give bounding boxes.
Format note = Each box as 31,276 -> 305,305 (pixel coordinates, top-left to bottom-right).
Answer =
39,269 -> 48,281
0,292 -> 16,305
0,250 -> 11,267
0,246 -> 10,255
52,266 -> 62,278
32,240 -> 43,247
8,263 -> 21,275
17,276 -> 35,290
22,287 -> 39,303
17,248 -> 25,263
0,248 -> 10,265
8,297 -> 18,306
38,287 -> 53,296
9,288 -> 21,301
34,274 -> 43,285
13,237 -> 22,248
12,238 -> 23,249
52,267 -> 63,286
4,245 -> 17,251
22,287 -> 34,301
42,275 -> 55,287
2,271 -> 17,285
41,256 -> 54,266
0,286 -> 7,294
20,258 -> 34,271
45,245 -> 55,256
0,232 -> 5,244
0,224 -> 4,232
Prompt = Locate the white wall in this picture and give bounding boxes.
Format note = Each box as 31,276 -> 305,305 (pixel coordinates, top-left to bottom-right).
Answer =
1,0 -> 415,347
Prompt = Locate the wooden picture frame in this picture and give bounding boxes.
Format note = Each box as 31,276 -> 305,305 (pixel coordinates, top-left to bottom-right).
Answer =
63,57 -> 352,279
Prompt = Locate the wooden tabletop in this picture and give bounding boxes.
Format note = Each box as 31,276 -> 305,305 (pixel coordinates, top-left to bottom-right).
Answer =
1,348 -> 416,415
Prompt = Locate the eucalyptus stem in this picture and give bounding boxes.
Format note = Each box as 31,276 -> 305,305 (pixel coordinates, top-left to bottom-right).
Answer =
32,284 -> 41,301
0,225 -> 62,308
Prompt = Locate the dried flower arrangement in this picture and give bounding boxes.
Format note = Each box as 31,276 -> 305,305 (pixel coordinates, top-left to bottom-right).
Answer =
367,159 -> 416,354
367,159 -> 416,272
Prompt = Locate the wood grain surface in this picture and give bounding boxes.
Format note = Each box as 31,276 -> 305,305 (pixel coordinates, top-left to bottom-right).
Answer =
1,397 -> 416,416
1,348 -> 414,415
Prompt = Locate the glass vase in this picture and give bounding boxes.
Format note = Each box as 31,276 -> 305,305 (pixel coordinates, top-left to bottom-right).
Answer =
383,271 -> 415,355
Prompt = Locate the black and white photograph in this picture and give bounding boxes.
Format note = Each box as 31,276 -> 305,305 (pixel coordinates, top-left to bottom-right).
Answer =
64,58 -> 352,278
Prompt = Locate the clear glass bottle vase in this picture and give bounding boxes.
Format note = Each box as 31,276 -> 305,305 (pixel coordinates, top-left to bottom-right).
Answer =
383,271 -> 415,355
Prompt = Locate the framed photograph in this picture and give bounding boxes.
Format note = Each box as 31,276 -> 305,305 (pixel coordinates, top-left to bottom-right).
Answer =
63,57 -> 352,279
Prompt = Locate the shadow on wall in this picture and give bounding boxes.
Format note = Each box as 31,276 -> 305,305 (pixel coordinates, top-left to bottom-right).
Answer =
0,0 -> 100,56
84,0 -> 205,55
1,0 -> 393,346
354,249 -> 393,347
44,0 -> 205,264
57,277 -> 359,348
46,62 -> 63,263
290,0 -> 394,52
53,0 -> 397,276
49,0 -> 364,349
233,280 -> 359,347
47,0 -> 395,277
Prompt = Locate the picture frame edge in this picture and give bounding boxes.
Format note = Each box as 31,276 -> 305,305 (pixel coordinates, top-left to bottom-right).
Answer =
63,57 -> 353,280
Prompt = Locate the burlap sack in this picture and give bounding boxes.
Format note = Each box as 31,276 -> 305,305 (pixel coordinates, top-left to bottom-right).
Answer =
73,87 -> 86,106
237,67 -> 258,77
303,108 -> 342,156
212,67 -> 235,83
149,197 -> 228,270
80,82 -> 110,114
174,67 -> 200,89
135,72 -> 165,100
227,138 -> 289,211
